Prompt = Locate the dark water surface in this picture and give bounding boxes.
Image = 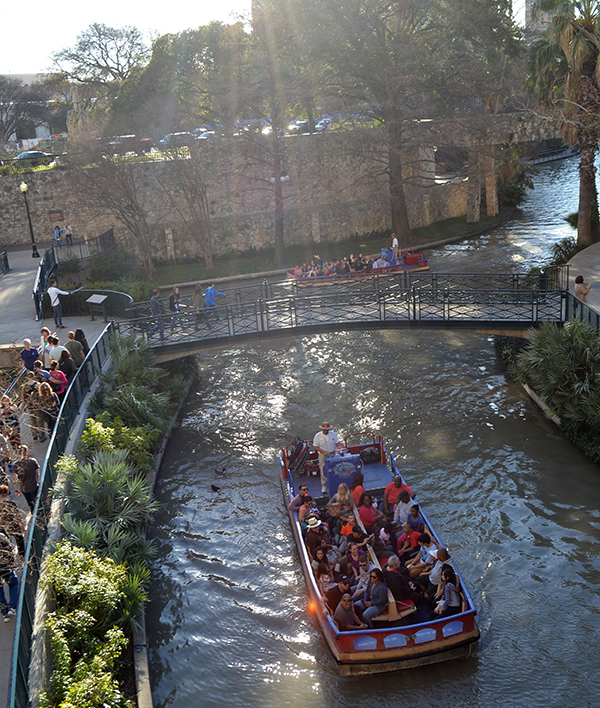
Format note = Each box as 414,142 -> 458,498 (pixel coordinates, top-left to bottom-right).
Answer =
148,159 -> 600,708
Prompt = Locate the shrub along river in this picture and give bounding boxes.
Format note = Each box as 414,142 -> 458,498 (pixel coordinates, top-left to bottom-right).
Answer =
147,156 -> 600,708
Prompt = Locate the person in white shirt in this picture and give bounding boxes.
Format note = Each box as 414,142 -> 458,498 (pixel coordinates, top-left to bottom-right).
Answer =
392,490 -> 414,527
47,279 -> 72,328
313,422 -> 343,495
391,233 -> 399,260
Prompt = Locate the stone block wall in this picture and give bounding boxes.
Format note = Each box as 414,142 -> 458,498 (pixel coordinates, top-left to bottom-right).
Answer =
0,132 -> 468,259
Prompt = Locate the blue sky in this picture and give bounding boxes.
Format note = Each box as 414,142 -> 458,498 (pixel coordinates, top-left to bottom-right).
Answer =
0,0 -> 251,75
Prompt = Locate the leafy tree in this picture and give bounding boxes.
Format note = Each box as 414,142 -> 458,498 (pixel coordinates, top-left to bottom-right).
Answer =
157,142 -> 216,268
52,23 -> 148,85
0,76 -> 56,148
530,0 -> 600,246
292,0 -> 521,246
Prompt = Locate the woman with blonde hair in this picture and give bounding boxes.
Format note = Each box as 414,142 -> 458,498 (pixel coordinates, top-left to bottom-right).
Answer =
39,382 -> 60,435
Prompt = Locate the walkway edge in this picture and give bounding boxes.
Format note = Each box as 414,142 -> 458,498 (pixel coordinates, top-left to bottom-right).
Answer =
522,383 -> 562,427
28,374 -> 106,707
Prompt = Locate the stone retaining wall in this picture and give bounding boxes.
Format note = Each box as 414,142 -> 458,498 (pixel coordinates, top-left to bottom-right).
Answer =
0,132 -> 467,259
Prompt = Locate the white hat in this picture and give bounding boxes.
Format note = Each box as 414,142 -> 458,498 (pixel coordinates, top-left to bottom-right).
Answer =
306,517 -> 322,529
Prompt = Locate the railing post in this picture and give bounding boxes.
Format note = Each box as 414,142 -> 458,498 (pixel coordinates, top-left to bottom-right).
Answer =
532,290 -> 538,322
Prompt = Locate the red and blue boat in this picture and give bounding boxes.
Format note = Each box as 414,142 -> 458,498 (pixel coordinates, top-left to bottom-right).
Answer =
280,431 -> 479,675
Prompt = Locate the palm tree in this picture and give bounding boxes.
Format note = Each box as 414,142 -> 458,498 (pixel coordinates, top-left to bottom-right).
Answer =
531,0 -> 600,246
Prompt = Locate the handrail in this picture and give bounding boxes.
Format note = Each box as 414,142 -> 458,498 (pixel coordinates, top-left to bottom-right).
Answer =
8,324 -> 114,708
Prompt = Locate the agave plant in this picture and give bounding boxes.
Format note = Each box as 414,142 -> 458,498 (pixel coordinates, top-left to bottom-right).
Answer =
63,450 -> 158,568
514,320 -> 600,423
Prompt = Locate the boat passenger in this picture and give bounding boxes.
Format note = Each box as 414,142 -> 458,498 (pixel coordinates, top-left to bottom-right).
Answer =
311,546 -> 329,571
325,575 -> 351,613
293,265 -> 303,278
396,521 -> 420,562
334,594 -> 367,631
358,493 -> 384,533
345,525 -> 373,553
345,542 -> 367,583
354,568 -> 388,628
383,475 -> 414,513
416,548 -> 459,600
352,556 -> 375,601
288,483 -> 309,512
350,473 -> 365,506
328,482 -> 351,507
393,490 -> 415,528
432,566 -> 462,619
405,532 -> 440,579
324,502 -> 343,543
305,516 -> 330,556
298,496 -> 318,523
315,562 -> 337,594
384,555 -> 428,608
408,504 -> 425,533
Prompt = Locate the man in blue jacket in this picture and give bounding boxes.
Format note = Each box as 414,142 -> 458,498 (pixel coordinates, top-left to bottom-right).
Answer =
205,283 -> 223,324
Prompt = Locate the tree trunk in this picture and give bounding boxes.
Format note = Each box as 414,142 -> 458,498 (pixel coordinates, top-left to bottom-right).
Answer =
387,118 -> 413,248
577,132 -> 600,246
272,132 -> 285,266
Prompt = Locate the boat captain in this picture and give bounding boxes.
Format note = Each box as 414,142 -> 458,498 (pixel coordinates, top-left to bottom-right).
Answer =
313,422 -> 343,495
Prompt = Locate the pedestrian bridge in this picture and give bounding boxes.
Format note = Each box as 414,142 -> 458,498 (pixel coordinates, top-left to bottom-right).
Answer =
114,269 -> 599,362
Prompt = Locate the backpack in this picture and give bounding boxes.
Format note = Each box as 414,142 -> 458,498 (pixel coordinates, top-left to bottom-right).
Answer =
360,446 -> 381,464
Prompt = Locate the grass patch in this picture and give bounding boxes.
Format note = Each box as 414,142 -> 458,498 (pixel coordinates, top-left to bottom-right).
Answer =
149,208 -> 511,287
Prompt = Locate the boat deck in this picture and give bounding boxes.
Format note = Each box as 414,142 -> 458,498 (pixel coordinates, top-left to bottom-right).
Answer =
294,459 -> 393,502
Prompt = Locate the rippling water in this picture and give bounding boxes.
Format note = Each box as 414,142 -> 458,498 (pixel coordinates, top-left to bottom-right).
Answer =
148,159 -> 600,708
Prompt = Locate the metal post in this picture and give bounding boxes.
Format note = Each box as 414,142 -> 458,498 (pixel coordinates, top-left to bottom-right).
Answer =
20,183 -> 40,258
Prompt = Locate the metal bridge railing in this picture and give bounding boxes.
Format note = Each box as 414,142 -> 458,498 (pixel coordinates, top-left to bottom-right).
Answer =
52,227 -> 117,264
8,325 -> 114,708
129,266 -> 570,319
116,287 -> 572,348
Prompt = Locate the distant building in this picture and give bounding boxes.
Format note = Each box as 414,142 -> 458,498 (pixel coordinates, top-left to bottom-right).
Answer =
525,0 -> 553,35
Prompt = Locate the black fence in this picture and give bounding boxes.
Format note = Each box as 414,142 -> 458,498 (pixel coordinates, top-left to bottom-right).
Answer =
0,249 -> 9,277
32,249 -> 57,320
53,228 -> 116,264
129,266 -> 570,319
116,287 -> 573,354
33,229 -> 117,319
8,325 -> 114,708
39,288 -> 134,321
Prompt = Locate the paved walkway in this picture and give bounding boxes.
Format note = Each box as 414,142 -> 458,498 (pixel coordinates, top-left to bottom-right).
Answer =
566,241 -> 600,311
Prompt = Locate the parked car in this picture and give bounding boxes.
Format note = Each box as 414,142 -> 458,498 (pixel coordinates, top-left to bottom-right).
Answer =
287,119 -> 310,134
15,151 -> 55,166
158,132 -> 194,148
315,118 -> 331,132
106,135 -> 154,154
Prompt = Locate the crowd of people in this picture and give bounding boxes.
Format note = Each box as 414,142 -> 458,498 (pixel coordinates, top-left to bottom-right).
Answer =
0,324 -> 90,622
291,250 -> 400,279
289,461 -> 463,631
148,284 -> 224,340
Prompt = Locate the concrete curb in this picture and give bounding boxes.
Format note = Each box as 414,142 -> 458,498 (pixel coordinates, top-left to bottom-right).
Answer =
522,383 -> 562,427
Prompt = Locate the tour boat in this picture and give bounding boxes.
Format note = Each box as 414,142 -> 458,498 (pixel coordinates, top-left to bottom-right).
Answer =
286,252 -> 429,284
279,432 -> 479,675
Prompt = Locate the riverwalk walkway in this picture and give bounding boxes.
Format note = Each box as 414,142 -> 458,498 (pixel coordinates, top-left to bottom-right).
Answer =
1,240 -> 600,706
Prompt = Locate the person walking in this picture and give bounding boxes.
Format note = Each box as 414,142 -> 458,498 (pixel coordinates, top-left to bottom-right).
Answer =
65,223 -> 73,246
13,445 -> 40,513
148,289 -> 165,340
53,224 -> 63,248
21,372 -> 46,442
574,275 -> 592,303
205,283 -> 224,324
169,286 -> 184,332
47,279 -> 72,329
0,532 -> 19,623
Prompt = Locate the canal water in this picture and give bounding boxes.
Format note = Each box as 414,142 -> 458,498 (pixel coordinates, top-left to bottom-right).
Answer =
147,157 -> 600,708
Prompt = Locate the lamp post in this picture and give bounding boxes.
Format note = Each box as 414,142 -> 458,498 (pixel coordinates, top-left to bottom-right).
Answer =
19,182 -> 39,258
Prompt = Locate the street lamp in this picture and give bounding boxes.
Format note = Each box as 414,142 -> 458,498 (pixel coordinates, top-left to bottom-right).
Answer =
19,182 -> 40,258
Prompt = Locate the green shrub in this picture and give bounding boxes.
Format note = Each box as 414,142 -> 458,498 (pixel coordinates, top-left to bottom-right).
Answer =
493,335 -> 529,368
78,415 -> 159,472
87,250 -> 142,283
43,542 -> 127,628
